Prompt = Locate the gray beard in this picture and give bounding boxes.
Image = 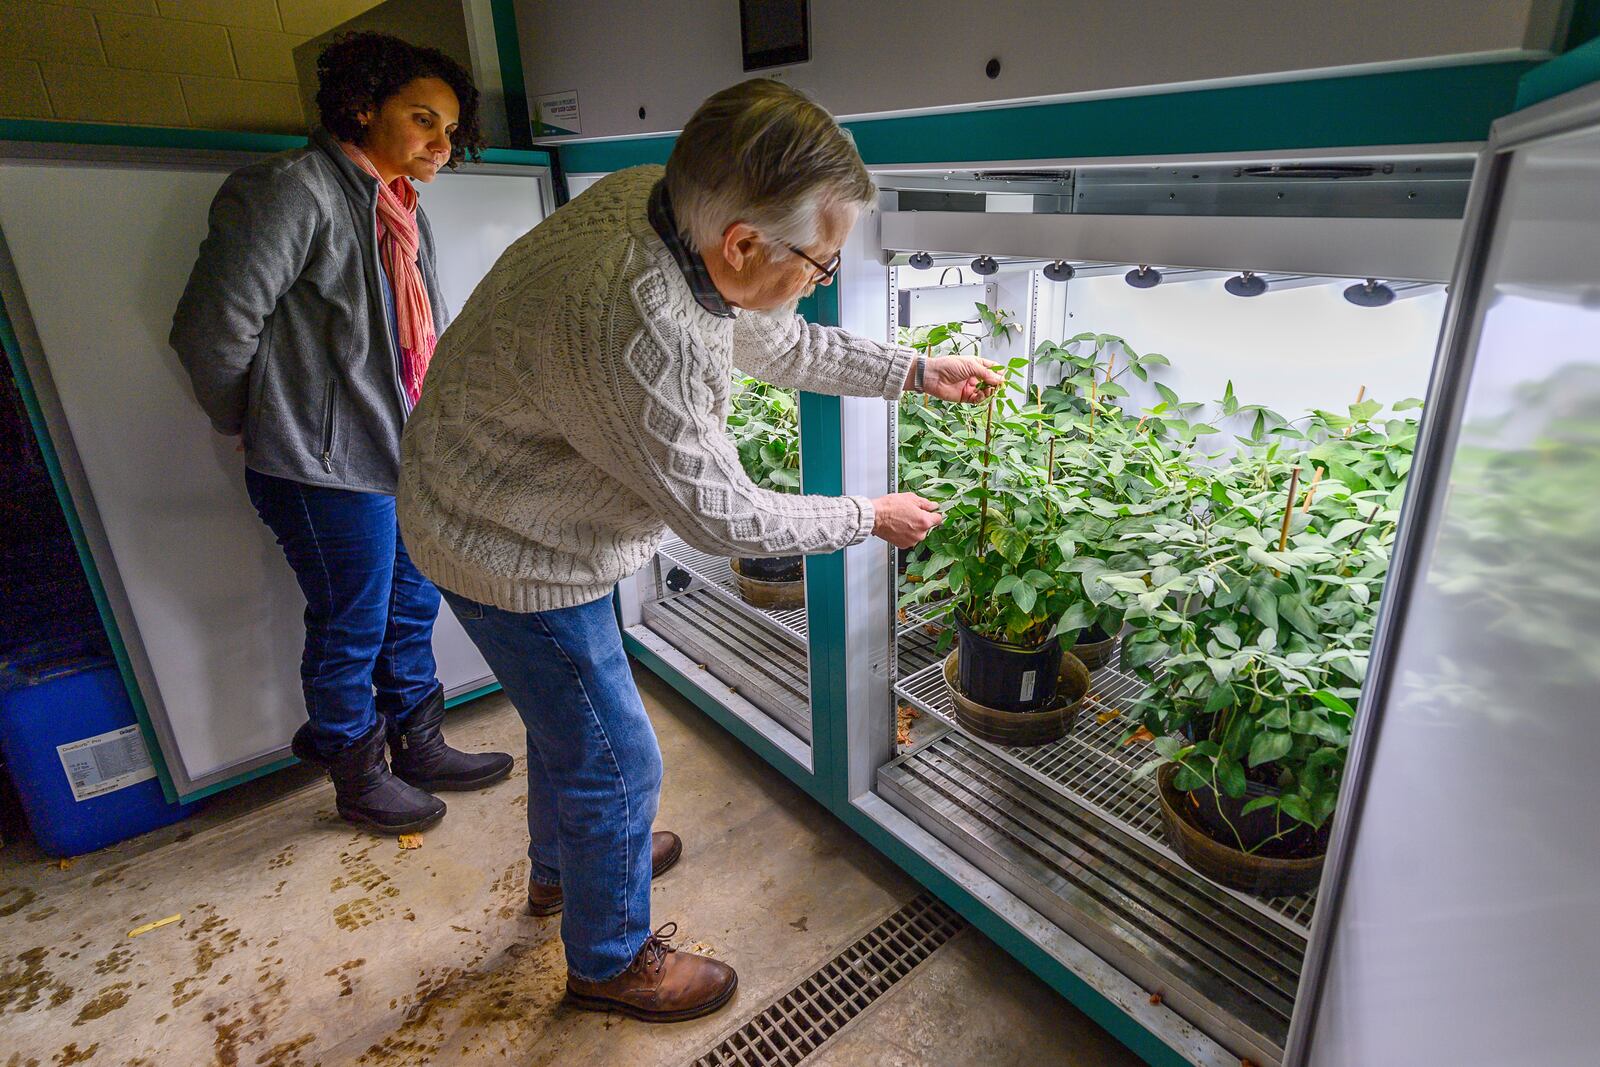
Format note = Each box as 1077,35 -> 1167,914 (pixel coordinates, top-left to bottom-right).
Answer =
763,298 -> 801,320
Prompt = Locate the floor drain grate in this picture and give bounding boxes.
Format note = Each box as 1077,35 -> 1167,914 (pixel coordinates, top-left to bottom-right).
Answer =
689,894 -> 966,1066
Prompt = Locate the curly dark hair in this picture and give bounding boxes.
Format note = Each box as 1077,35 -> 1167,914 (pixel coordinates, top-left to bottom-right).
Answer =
315,31 -> 483,166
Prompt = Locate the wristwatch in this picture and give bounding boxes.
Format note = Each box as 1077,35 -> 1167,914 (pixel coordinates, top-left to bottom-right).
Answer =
914,355 -> 927,392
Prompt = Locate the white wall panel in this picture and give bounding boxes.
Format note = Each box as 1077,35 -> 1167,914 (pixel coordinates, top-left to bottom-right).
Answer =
0,156 -> 546,796
516,0 -> 1561,140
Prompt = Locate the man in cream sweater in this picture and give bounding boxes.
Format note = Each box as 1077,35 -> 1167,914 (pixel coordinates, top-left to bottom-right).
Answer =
398,78 -> 998,1021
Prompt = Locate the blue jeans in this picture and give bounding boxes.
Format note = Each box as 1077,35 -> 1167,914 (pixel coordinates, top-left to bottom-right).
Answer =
245,468 -> 441,755
440,588 -> 662,982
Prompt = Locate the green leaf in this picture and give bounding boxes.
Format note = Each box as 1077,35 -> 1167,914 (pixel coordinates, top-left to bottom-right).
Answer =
1052,602 -> 1092,636
1124,639 -> 1169,669
1278,595 -> 1321,640
1240,795 -> 1279,817
1203,681 -> 1236,715
1393,397 -> 1424,411
1216,758 -> 1247,799
1011,582 -> 1038,614
1311,690 -> 1355,717
1152,736 -> 1184,760
995,574 -> 1022,597
1248,730 -> 1293,768
1277,794 -> 1313,825
1350,398 -> 1383,423
1245,586 -> 1279,632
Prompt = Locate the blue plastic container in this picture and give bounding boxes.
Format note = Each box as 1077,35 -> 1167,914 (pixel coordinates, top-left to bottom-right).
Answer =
0,637 -> 198,856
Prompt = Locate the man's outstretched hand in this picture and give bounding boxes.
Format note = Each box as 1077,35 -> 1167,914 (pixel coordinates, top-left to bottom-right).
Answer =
916,355 -> 1003,404
870,492 -> 943,549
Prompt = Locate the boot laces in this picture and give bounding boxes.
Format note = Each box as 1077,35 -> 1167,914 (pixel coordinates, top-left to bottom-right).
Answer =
636,922 -> 678,975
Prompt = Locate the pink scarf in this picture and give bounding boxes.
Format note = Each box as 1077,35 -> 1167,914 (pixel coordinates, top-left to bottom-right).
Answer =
338,142 -> 437,406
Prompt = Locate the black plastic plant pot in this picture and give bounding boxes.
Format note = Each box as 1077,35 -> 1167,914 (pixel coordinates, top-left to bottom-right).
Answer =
736,555 -> 803,583
954,617 -> 1063,713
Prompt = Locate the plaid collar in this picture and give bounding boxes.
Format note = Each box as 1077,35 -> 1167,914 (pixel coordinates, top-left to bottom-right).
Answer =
647,180 -> 734,319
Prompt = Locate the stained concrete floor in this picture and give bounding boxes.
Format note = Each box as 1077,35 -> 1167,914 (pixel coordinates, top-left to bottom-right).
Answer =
1,662 -> 1142,1067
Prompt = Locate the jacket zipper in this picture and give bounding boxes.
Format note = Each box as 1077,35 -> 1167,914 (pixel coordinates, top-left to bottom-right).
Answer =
371,214 -> 410,419
319,380 -> 336,473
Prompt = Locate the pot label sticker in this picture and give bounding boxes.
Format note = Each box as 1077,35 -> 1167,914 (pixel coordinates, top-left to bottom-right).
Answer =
1019,670 -> 1037,703
57,725 -> 156,802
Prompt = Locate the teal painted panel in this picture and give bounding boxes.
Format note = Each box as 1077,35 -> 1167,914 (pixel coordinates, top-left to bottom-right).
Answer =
478,147 -> 552,167
1566,0 -> 1600,53
0,119 -> 302,153
797,283 -> 851,808
552,61 -> 1532,176
843,61 -> 1530,164
0,120 -> 550,170
445,682 -> 503,708
488,0 -> 533,147
1516,37 -> 1600,109
553,135 -> 676,173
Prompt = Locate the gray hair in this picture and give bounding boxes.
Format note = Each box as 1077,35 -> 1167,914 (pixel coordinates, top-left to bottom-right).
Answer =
664,79 -> 875,257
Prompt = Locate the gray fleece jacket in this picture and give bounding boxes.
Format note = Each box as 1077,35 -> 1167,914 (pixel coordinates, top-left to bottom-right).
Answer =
170,127 -> 448,493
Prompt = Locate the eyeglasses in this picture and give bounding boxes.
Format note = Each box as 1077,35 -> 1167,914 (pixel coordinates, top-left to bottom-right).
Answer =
785,244 -> 842,284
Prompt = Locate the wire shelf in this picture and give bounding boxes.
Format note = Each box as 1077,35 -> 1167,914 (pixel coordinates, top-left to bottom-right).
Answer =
656,535 -> 809,644
893,643 -> 1318,935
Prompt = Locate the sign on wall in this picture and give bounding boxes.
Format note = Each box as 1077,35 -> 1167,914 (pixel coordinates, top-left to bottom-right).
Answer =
535,90 -> 582,136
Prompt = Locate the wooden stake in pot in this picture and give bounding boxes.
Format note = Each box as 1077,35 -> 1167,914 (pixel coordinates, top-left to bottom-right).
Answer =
1278,466 -> 1303,552
1299,467 -> 1324,514
978,396 -> 995,546
1343,385 -> 1367,438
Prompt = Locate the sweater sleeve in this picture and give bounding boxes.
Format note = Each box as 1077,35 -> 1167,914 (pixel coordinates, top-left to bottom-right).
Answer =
169,167 -> 319,435
732,308 -> 916,401
562,272 -> 877,559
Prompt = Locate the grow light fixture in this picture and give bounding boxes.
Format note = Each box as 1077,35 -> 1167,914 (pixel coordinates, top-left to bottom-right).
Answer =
1225,271 -> 1268,297
1343,278 -> 1442,307
1125,265 -> 1161,288
908,251 -> 934,270
971,255 -> 999,276
1043,260 -> 1075,282
1224,271 -> 1327,297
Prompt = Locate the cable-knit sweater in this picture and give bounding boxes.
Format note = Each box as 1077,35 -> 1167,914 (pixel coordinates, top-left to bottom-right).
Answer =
397,165 -> 915,613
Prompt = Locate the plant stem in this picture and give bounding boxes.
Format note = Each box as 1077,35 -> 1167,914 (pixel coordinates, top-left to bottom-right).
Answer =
1278,466 -> 1302,552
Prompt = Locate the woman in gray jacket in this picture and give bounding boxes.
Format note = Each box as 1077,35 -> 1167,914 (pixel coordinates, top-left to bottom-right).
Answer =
171,32 -> 511,834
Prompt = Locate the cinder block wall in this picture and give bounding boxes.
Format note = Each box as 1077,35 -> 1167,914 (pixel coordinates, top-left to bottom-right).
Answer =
0,1 -> 386,133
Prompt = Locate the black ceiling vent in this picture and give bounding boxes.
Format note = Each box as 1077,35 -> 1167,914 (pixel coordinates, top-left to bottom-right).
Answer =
1240,164 -> 1378,179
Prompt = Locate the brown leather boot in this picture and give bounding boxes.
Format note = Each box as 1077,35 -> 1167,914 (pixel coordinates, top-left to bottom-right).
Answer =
566,922 -> 737,1023
527,831 -> 683,917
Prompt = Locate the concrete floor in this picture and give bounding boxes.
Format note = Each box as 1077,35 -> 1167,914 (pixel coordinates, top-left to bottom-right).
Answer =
0,662 -> 1142,1066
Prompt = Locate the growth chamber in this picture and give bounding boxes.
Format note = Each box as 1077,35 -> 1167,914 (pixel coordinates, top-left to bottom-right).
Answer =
618,79 -> 1600,1067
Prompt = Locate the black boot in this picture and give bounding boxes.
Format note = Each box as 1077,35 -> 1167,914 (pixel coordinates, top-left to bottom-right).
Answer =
292,718 -> 446,834
388,684 -> 514,792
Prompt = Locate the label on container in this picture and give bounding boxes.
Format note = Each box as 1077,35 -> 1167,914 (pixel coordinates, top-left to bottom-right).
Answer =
56,725 -> 156,802
1019,670 -> 1037,703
